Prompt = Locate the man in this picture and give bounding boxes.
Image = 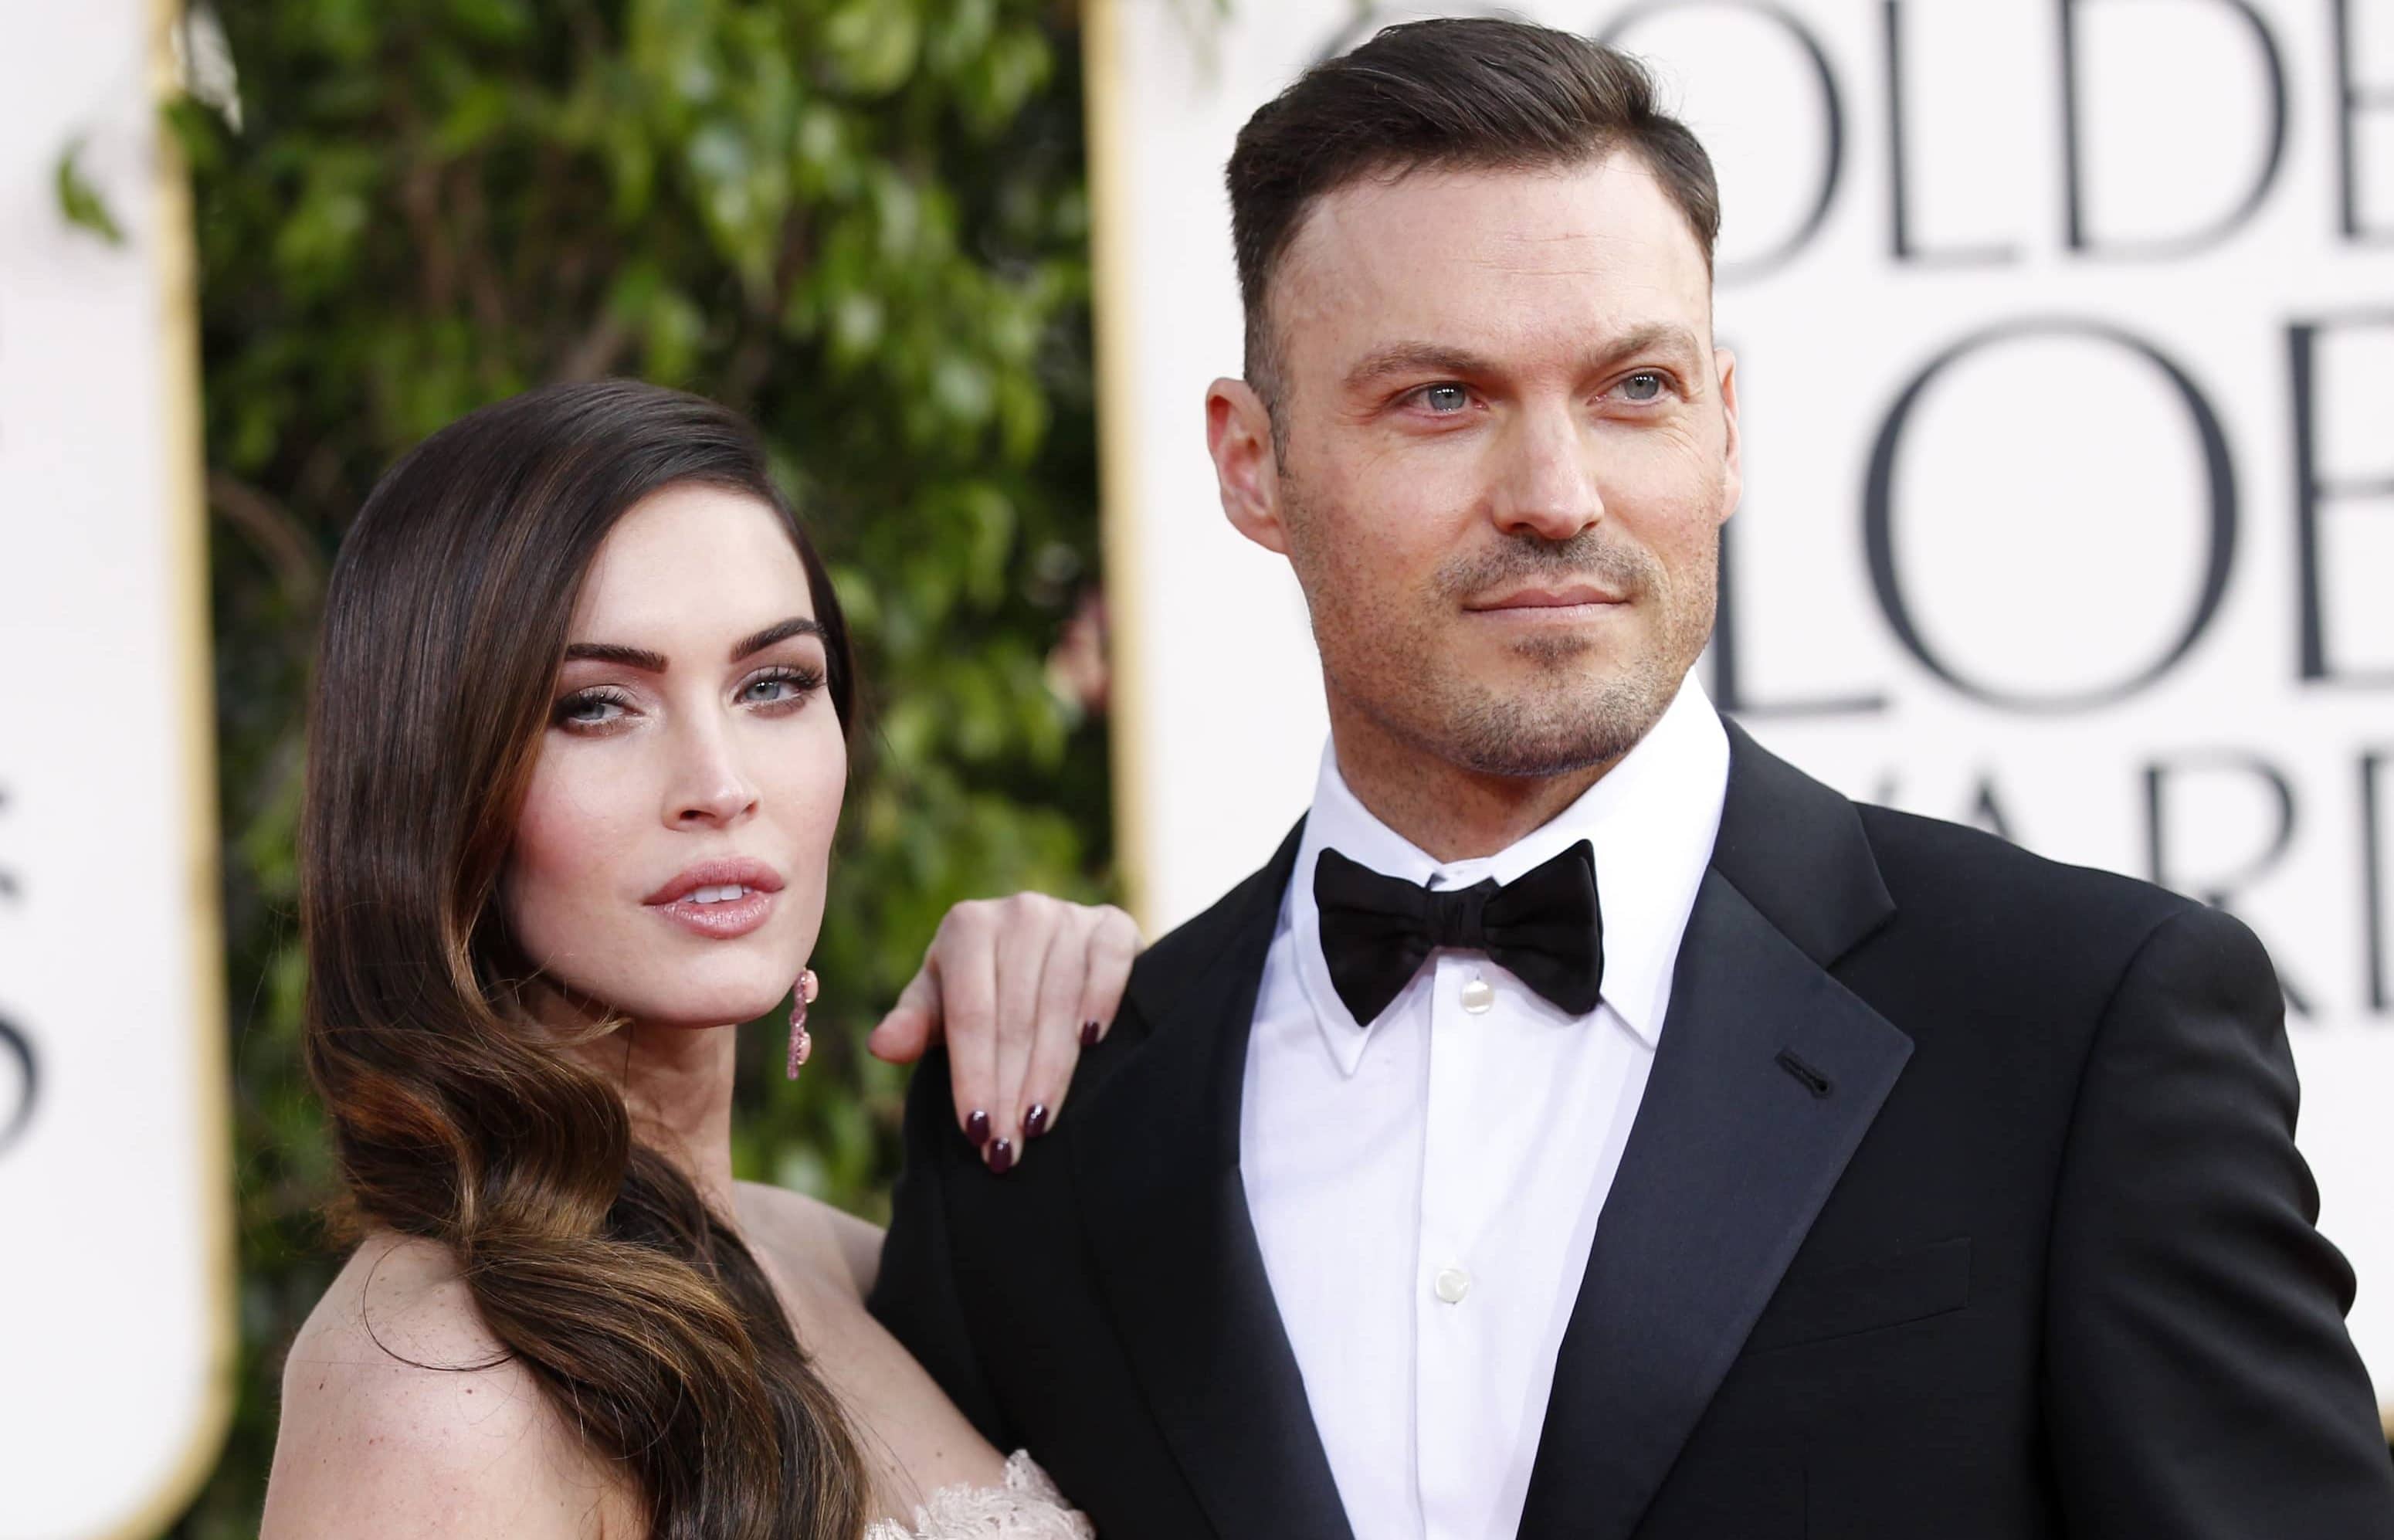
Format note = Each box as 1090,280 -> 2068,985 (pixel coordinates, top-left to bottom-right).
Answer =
870,19 -> 2394,1539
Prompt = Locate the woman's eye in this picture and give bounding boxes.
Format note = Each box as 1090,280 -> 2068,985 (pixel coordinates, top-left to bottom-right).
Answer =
738,668 -> 822,708
1619,371 -> 1666,403
1418,383 -> 1471,415
555,690 -> 629,729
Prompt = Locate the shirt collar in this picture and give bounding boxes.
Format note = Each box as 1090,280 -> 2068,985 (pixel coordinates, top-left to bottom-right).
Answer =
1283,676 -> 1731,1076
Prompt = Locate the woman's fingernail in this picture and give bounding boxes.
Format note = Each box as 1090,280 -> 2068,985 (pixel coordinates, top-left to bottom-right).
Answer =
1025,1104 -> 1050,1139
966,1110 -> 991,1146
987,1138 -> 1016,1175
1081,1019 -> 1102,1049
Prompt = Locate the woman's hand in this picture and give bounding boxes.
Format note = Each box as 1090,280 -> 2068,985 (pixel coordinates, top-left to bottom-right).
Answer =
868,894 -> 1143,1172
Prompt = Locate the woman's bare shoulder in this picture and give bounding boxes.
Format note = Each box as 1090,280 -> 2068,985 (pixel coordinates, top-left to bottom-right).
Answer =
285,1231 -> 502,1372
263,1233 -> 632,1539
730,1184 -> 1009,1504
734,1181 -> 885,1299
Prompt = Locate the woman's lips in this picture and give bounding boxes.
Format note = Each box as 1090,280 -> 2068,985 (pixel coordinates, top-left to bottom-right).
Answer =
650,888 -> 778,940
644,858 -> 785,941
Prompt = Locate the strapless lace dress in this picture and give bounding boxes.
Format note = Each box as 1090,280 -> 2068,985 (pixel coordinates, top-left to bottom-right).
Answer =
864,1451 -> 1093,1539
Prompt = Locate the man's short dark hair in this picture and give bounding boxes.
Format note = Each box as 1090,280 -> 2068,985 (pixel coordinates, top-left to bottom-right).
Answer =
1226,18 -> 1721,409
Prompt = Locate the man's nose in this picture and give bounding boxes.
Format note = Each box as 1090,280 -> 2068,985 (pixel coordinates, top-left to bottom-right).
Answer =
665,719 -> 758,829
1489,402 -> 1606,542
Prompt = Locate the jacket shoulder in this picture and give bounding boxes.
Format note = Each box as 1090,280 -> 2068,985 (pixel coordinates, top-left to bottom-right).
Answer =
1122,819 -> 1304,1010
1854,801 -> 2206,963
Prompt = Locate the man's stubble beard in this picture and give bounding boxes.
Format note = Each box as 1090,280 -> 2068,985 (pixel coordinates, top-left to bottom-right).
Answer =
1283,474 -> 1718,782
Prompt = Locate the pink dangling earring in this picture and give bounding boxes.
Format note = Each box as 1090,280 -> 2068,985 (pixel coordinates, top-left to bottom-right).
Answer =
786,968 -> 819,1080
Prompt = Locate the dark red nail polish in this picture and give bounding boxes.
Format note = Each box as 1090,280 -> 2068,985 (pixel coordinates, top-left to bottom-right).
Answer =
1025,1104 -> 1050,1139
988,1138 -> 1016,1175
1081,1019 -> 1102,1049
966,1110 -> 991,1146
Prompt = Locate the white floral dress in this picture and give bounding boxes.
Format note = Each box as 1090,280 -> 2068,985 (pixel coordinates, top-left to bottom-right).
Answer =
864,1451 -> 1094,1540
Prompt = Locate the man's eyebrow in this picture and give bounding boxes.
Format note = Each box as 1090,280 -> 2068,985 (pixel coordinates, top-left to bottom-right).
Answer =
1595,321 -> 1707,372
1342,324 -> 1709,392
1344,343 -> 1500,390
562,642 -> 668,672
730,616 -> 824,662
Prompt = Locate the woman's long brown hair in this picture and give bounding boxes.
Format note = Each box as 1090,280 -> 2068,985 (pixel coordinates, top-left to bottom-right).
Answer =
301,380 -> 867,1538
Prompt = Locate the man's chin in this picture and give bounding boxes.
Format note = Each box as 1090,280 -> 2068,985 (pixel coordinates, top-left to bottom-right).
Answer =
1427,675 -> 1676,778
1449,611 -> 1647,673
1450,731 -> 1641,780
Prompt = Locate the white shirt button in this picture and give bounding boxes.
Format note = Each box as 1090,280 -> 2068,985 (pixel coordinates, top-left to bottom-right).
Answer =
1460,975 -> 1496,1014
1433,1267 -> 1473,1304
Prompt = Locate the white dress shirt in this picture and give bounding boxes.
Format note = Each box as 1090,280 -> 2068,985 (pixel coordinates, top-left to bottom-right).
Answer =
1239,679 -> 1731,1540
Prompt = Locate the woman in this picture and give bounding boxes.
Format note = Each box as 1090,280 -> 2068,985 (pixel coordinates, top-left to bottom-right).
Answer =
261,381 -> 1127,1537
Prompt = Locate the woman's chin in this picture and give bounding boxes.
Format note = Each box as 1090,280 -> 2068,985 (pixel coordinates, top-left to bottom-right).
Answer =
605,978 -> 796,1034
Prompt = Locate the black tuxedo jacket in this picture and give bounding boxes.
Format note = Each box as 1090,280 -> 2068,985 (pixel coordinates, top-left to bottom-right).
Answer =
871,723 -> 2394,1538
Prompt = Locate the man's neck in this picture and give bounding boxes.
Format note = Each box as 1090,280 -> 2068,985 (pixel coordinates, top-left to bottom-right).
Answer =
1326,700 -> 1622,864
551,1002 -> 742,1219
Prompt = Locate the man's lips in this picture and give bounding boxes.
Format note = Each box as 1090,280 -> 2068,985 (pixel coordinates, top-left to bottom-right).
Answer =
1465,582 -> 1628,612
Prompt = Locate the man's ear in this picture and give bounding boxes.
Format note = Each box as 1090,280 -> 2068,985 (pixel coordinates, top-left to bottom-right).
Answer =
1207,377 -> 1290,555
1714,347 -> 1742,526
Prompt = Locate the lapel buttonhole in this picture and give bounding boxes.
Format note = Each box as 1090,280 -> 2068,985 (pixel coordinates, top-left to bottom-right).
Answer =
1775,1048 -> 1833,1099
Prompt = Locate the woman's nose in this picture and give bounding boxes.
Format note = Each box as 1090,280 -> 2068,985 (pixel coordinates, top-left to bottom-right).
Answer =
665,725 -> 758,828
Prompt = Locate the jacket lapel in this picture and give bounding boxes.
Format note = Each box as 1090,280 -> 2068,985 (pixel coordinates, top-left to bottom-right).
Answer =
1517,724 -> 1911,1540
1070,823 -> 1356,1540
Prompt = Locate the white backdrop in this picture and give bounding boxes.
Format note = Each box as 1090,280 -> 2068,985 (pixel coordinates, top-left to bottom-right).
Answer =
0,2 -> 231,1536
1089,0 -> 2394,1408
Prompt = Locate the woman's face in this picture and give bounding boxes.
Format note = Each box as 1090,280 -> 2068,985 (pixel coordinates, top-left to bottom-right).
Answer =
502,483 -> 846,1031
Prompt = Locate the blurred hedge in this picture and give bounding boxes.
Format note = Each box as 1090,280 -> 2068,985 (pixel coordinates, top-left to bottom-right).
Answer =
165,2 -> 1110,1532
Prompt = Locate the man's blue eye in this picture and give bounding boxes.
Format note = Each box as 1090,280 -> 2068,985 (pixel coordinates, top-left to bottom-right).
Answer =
1622,372 -> 1663,402
1422,385 -> 1470,413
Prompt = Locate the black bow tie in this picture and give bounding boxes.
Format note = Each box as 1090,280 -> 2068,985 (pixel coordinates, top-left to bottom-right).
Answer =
1312,840 -> 1605,1028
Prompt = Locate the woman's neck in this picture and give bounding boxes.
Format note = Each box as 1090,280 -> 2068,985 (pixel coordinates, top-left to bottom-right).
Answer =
563,1015 -> 742,1219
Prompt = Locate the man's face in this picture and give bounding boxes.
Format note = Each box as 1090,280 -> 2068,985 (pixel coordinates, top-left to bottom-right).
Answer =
1211,154 -> 1740,778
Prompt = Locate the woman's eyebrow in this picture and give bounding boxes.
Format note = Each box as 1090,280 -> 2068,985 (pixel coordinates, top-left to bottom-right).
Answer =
730,616 -> 824,662
559,620 -> 820,673
563,642 -> 669,672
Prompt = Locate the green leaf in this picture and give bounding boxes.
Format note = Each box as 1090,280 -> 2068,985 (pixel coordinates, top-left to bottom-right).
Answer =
431,80 -> 514,156
443,0 -> 534,43
53,139 -> 124,246
824,0 -> 923,96
639,284 -> 709,385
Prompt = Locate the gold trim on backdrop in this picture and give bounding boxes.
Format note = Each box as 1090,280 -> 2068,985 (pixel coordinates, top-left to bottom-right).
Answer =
97,0 -> 238,1535
1082,0 -> 1156,933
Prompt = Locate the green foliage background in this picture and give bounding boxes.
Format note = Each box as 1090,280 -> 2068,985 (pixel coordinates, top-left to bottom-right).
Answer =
165,1 -> 1111,1532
